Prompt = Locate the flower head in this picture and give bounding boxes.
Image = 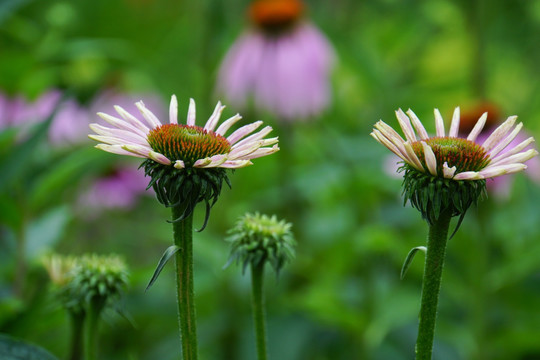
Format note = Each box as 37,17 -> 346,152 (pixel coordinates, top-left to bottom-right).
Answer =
372,107 -> 538,223
216,0 -> 335,121
225,213 -> 295,276
89,96 -> 279,228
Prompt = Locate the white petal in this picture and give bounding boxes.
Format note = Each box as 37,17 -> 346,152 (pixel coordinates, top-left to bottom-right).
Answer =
186,98 -> 196,126
135,101 -> 162,129
148,151 -> 172,165
407,109 -> 429,140
421,141 -> 438,176
219,160 -> 253,168
239,145 -> 279,160
174,160 -> 185,169
479,163 -> 527,179
89,123 -> 147,145
373,121 -> 409,157
95,144 -> 144,158
215,114 -> 242,136
371,130 -> 409,162
448,107 -> 460,137
489,148 -> 538,167
96,112 -> 147,137
227,121 -> 263,145
467,112 -> 487,142
482,116 -> 517,152
204,101 -> 225,132
443,162 -> 457,178
434,108 -> 445,137
193,154 -> 228,168
169,95 -> 178,125
395,109 -> 417,143
491,137 -> 535,163
453,171 -> 483,180
232,126 -> 273,149
489,122 -> 523,158
113,105 -> 151,134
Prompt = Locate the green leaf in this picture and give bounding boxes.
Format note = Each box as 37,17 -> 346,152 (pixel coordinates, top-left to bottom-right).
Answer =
145,245 -> 181,291
0,334 -> 59,360
400,246 -> 426,280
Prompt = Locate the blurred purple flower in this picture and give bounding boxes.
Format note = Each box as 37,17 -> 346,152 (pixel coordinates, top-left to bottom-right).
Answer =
216,0 -> 335,121
77,166 -> 151,213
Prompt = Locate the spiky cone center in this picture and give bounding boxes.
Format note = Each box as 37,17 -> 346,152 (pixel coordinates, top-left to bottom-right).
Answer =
412,137 -> 490,177
249,0 -> 304,33
147,124 -> 231,167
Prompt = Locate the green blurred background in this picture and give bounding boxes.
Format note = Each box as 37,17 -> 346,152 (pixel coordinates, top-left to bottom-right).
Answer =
1,0 -> 540,359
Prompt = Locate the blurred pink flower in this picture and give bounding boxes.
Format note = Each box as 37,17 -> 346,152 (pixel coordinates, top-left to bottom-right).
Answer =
216,0 -> 335,121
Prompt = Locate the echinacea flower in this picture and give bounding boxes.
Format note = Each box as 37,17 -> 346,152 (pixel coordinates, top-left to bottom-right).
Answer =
371,107 -> 538,223
216,0 -> 335,121
89,95 -> 279,226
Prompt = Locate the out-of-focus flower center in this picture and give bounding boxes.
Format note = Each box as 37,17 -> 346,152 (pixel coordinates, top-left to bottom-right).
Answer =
458,103 -> 499,136
148,124 -> 231,166
249,0 -> 304,33
412,137 -> 490,175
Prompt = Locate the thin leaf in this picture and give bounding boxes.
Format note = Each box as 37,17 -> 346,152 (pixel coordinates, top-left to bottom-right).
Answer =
145,245 -> 181,291
400,246 -> 427,280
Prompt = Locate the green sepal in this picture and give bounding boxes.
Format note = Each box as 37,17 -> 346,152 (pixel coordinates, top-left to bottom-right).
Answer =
400,246 -> 426,280
145,245 -> 181,291
400,165 -> 487,225
141,159 -> 230,231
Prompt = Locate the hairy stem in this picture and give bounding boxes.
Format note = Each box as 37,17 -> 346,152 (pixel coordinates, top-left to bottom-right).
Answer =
251,262 -> 268,360
172,208 -> 198,360
416,209 -> 452,360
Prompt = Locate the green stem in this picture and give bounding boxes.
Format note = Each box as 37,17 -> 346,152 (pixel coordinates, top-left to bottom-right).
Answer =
84,297 -> 106,360
415,209 -> 453,360
171,208 -> 198,360
250,262 -> 268,360
68,309 -> 85,360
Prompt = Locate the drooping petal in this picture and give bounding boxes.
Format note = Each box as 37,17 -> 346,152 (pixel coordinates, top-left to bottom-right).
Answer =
193,154 -> 228,168
491,137 -> 535,164
241,145 -> 280,160
434,108 -> 445,137
219,160 -> 253,168
421,141 -> 438,176
448,107 -> 460,137
232,125 -> 273,149
466,112 -> 487,142
370,130 -> 409,162
169,95 -> 178,125
174,160 -> 185,169
186,98 -> 196,126
442,162 -> 457,178
96,112 -> 148,138
489,148 -> 538,167
453,171 -> 483,180
113,106 -> 151,134
148,151 -> 172,165
479,163 -> 527,179
95,144 -> 145,158
403,141 -> 424,171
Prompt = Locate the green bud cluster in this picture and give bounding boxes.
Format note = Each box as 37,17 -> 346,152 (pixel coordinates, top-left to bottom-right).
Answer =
142,159 -> 230,230
44,254 -> 128,312
225,213 -> 296,275
400,164 -> 487,226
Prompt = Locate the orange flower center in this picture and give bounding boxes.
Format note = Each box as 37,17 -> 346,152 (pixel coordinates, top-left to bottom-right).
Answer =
411,137 -> 490,175
249,0 -> 304,33
147,124 -> 231,166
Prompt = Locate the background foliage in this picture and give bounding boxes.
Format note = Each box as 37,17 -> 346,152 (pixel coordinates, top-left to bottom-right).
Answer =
1,0 -> 540,359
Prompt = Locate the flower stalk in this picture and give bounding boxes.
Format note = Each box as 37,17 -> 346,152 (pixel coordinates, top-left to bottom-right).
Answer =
68,309 -> 85,360
84,297 -> 106,360
172,207 -> 198,360
250,261 -> 268,360
415,208 -> 452,360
